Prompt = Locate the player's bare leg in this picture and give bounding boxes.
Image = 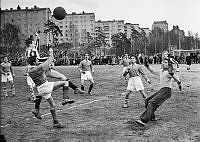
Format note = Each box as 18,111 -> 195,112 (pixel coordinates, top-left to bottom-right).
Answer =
46,69 -> 85,94
88,78 -> 94,95
122,91 -> 132,108
81,79 -> 85,91
2,82 -> 8,97
139,90 -> 147,101
47,96 -> 65,128
32,95 -> 42,119
9,80 -> 15,96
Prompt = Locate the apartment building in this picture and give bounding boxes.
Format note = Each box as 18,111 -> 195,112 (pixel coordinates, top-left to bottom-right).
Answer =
124,23 -> 147,39
95,20 -> 124,46
124,23 -> 134,39
53,11 -> 95,47
141,28 -> 150,37
152,20 -> 168,32
0,5 -> 52,46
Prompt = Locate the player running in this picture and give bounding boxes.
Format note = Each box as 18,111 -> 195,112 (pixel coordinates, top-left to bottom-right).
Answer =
120,56 -> 151,108
78,53 -> 95,95
0,56 -> 15,97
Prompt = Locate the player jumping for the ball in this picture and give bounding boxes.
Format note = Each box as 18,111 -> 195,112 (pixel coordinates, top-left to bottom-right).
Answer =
28,50 -> 84,128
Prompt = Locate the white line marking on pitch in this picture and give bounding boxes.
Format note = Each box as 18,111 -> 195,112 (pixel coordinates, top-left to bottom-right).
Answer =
0,98 -> 107,128
41,98 -> 106,117
0,83 -> 160,128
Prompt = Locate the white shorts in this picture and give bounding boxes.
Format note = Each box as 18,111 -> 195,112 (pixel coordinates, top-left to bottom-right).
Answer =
127,76 -> 144,91
122,67 -> 128,74
37,81 -> 68,99
37,81 -> 54,99
27,76 -> 35,87
1,73 -> 13,82
81,71 -> 93,80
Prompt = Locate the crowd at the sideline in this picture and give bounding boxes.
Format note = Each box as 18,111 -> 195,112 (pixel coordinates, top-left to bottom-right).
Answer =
2,50 -> 200,66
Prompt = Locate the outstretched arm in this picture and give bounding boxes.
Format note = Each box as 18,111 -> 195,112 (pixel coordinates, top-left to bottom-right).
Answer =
145,65 -> 160,76
90,62 -> 94,73
78,62 -> 83,72
10,64 -> 15,76
40,48 -> 54,70
171,73 -> 182,91
144,58 -> 160,76
0,64 -> 6,75
138,66 -> 151,83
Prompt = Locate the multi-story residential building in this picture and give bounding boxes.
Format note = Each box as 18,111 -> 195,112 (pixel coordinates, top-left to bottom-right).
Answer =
124,23 -> 148,39
95,20 -> 124,46
132,24 -> 142,34
0,5 -> 52,46
141,28 -> 150,38
53,11 -> 95,47
152,20 -> 168,32
124,23 -> 134,39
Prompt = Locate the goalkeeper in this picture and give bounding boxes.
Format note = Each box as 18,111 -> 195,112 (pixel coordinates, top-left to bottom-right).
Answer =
136,57 -> 182,126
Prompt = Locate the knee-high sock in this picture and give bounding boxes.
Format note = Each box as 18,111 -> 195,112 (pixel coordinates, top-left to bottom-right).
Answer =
35,96 -> 42,109
81,85 -> 84,91
2,86 -> 7,96
11,85 -> 15,95
88,83 -> 93,93
50,108 -> 58,123
124,94 -> 129,104
63,86 -> 70,100
66,79 -> 78,90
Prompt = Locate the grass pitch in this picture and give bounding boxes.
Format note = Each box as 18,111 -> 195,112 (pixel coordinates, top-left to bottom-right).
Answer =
1,64 -> 200,141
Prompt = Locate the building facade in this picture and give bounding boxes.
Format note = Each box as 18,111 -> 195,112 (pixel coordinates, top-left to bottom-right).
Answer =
95,20 -> 124,46
53,11 -> 95,48
1,5 -> 52,46
152,20 -> 168,32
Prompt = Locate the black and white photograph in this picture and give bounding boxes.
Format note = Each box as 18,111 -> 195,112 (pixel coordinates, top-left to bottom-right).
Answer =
1,0 -> 200,141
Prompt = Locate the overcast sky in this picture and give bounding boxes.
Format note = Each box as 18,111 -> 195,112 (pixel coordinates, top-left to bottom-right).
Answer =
1,0 -> 200,35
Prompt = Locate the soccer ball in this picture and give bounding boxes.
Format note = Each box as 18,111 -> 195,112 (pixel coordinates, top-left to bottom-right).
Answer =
53,7 -> 66,20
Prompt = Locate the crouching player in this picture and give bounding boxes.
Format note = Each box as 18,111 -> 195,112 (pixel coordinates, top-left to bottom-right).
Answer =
120,56 -> 151,108
136,58 -> 182,126
28,51 -> 84,128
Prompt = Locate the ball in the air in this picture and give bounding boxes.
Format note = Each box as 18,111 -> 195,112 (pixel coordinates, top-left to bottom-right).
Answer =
53,7 -> 66,20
